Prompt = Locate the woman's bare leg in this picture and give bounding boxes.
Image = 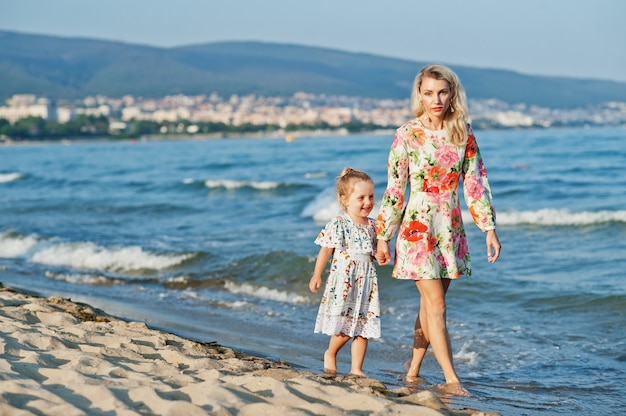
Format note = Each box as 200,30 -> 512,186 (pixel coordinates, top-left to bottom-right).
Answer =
406,279 -> 451,380
415,279 -> 460,385
350,336 -> 368,376
324,333 -> 351,373
406,303 -> 429,380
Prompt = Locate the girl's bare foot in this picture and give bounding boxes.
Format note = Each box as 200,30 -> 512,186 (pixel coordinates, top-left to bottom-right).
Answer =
323,350 -> 338,374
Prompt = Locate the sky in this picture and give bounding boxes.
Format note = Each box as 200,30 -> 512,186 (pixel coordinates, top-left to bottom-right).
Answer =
1,0 -> 625,83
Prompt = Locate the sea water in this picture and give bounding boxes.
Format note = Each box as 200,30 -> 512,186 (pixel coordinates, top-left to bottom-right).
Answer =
1,127 -> 625,415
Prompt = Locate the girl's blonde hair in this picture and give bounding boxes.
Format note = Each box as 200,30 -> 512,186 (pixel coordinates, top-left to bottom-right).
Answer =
410,64 -> 469,146
336,168 -> 373,211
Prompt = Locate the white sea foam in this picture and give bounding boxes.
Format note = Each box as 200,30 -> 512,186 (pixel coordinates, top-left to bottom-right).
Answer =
493,208 -> 626,226
31,242 -> 193,272
218,300 -> 251,309
166,275 -> 190,284
44,270 -> 114,285
0,231 -> 39,257
454,341 -> 479,367
0,231 -> 193,273
0,172 -> 22,183
223,281 -> 309,304
304,171 -> 328,179
204,179 -> 281,190
302,187 -> 382,223
301,187 -> 341,223
306,194 -> 626,227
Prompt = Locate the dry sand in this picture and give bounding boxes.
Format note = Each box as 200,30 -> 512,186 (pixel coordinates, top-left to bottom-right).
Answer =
0,284 -> 498,415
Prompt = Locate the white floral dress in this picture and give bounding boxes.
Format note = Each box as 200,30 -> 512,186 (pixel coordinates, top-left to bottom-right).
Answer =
313,215 -> 381,339
376,120 -> 496,280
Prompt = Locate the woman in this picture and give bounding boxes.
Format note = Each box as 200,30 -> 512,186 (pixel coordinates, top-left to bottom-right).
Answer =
375,64 -> 501,394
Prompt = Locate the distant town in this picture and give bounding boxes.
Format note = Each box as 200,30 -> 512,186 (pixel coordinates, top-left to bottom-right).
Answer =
1,92 -> 625,142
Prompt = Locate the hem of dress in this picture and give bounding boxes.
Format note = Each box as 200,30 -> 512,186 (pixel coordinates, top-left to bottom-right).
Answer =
313,330 -> 381,340
392,274 -> 465,281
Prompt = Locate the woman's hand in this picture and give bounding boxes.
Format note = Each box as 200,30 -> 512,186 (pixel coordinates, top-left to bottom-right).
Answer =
486,229 -> 501,263
376,239 -> 391,265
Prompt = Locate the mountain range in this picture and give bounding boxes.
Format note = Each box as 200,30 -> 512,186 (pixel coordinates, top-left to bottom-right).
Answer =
1,30 -> 625,109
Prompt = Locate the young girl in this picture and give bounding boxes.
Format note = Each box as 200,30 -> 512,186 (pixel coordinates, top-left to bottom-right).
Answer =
309,168 -> 381,376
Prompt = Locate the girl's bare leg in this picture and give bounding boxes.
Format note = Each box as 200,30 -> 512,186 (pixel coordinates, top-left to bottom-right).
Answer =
415,279 -> 461,385
406,279 -> 451,380
324,333 -> 351,373
350,336 -> 368,376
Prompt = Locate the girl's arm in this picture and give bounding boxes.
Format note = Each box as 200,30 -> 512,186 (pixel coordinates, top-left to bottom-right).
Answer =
309,247 -> 334,294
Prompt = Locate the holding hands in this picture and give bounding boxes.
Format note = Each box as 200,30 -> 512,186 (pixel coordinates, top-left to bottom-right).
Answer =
375,240 -> 391,266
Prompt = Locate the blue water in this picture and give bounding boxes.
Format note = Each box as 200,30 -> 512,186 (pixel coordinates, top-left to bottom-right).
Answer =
1,127 -> 625,415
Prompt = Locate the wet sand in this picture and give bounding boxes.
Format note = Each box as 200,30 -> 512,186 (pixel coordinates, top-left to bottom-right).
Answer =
0,284 -> 497,415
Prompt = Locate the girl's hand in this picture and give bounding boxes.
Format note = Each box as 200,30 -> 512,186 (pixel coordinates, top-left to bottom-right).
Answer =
376,240 -> 391,265
486,229 -> 501,263
309,276 -> 322,294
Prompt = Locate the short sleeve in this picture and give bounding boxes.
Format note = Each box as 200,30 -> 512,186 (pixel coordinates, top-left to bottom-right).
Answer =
314,216 -> 346,249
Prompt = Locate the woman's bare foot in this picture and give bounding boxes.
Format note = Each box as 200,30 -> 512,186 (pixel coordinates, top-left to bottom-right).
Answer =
404,375 -> 426,385
404,357 -> 423,379
433,382 -> 471,397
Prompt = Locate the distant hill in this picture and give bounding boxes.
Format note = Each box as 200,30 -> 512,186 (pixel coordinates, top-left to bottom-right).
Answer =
1,30 -> 626,108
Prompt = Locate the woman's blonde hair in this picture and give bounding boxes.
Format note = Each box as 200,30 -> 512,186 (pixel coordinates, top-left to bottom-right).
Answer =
336,168 -> 373,211
410,64 -> 469,146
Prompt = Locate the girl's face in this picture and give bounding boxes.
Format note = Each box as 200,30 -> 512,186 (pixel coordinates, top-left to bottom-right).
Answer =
343,180 -> 375,221
419,76 -> 452,120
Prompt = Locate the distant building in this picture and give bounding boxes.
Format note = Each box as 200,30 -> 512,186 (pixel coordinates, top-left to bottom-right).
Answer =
0,94 -> 58,123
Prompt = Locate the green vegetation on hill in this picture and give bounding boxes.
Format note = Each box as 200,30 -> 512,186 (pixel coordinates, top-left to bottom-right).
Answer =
0,115 -> 381,141
1,30 -> 626,108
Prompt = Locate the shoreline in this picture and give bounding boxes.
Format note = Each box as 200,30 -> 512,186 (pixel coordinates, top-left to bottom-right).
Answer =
4,123 -> 619,146
0,129 -> 394,146
0,283 -> 497,415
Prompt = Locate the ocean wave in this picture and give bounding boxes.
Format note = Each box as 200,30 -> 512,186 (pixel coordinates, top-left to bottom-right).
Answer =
300,187 -> 342,223
204,179 -> 283,191
303,171 -> 328,179
492,208 -> 626,226
304,191 -> 626,228
0,230 -> 195,273
525,292 -> 626,315
0,172 -> 23,183
0,230 -> 39,257
43,271 -> 122,286
223,281 -> 310,305
301,186 -> 384,223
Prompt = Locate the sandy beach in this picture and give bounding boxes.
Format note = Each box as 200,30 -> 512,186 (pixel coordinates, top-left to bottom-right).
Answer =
0,284 -> 499,416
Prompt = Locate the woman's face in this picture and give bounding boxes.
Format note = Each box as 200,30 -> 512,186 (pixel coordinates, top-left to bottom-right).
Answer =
418,77 -> 452,120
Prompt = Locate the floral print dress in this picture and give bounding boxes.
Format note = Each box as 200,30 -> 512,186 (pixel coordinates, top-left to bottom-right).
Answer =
376,120 -> 496,280
313,215 -> 381,339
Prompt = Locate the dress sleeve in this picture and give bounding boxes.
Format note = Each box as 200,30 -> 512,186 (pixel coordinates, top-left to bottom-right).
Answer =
376,127 -> 409,241
462,126 -> 496,231
314,216 -> 346,248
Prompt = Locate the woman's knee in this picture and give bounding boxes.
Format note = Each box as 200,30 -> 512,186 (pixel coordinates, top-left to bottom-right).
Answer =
426,298 -> 446,316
